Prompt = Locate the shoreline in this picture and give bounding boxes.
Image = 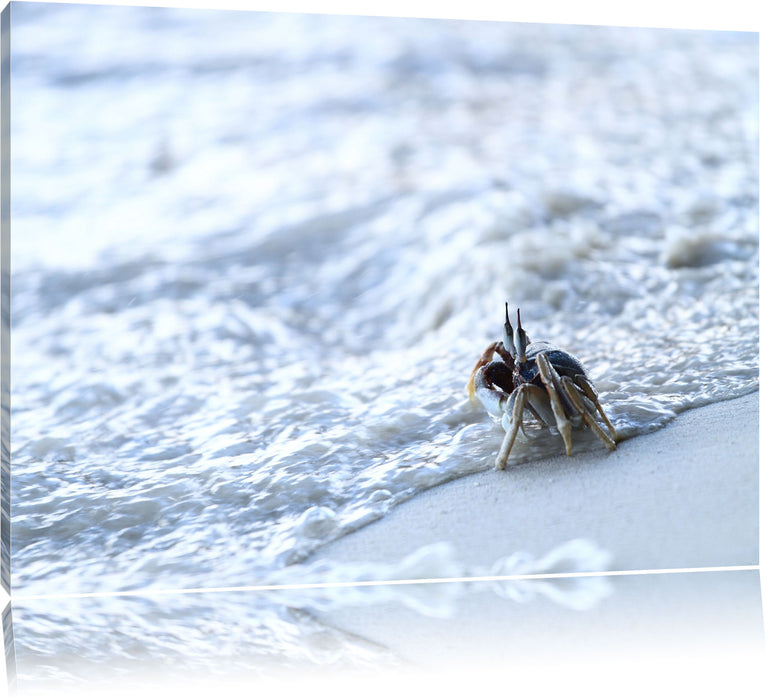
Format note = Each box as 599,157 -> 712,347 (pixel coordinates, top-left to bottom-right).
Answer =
304,392 -> 761,671
312,392 -> 759,575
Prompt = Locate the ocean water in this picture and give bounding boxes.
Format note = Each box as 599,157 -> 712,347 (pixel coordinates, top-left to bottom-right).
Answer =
9,2 -> 758,611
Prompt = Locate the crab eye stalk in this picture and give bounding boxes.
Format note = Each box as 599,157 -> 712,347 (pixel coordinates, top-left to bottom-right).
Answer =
515,308 -> 529,365
503,301 -> 517,357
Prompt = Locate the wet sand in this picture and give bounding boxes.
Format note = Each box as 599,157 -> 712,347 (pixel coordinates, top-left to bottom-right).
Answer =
313,392 -> 759,575
302,392 -> 762,682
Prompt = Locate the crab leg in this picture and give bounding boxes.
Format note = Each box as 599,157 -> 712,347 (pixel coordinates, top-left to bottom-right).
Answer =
523,394 -> 549,426
535,352 -> 573,456
561,377 -> 617,451
522,383 -> 554,427
573,374 -> 618,442
496,385 -> 528,470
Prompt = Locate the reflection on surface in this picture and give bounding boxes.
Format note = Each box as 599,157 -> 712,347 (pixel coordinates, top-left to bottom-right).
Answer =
5,568 -> 763,696
2,604 -> 15,695
262,539 -> 614,616
315,568 -> 764,671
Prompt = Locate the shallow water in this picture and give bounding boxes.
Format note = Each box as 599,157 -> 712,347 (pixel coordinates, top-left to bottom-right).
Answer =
9,5 -> 758,602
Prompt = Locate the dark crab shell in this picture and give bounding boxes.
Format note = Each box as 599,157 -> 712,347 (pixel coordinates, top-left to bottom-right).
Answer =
480,340 -> 589,396
520,341 -> 588,384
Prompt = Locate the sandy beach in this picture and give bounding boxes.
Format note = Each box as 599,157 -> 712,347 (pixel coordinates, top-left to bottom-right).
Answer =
302,392 -> 762,677
312,392 -> 759,575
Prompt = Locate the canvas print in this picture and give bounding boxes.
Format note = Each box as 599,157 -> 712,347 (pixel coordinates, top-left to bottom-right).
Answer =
1,1 -> 760,692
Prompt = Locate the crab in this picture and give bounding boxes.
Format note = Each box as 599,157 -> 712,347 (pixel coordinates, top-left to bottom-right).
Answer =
466,303 -> 617,469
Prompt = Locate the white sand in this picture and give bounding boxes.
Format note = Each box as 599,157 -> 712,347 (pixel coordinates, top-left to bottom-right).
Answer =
314,392 -> 759,574
306,393 -> 762,675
